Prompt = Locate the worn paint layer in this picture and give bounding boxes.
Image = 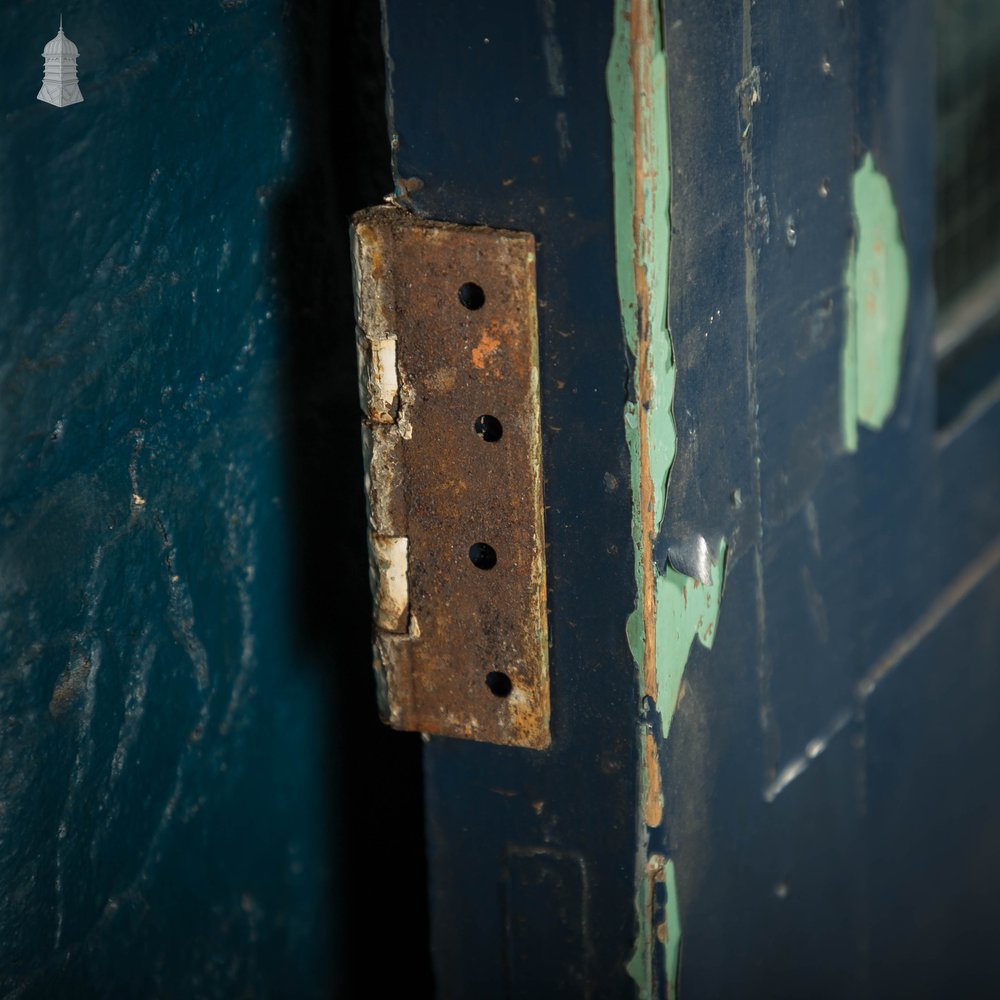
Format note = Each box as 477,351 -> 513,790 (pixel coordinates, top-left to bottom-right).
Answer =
608,1 -> 724,996
0,3 -> 340,993
656,541 -> 726,731
841,152 -> 910,451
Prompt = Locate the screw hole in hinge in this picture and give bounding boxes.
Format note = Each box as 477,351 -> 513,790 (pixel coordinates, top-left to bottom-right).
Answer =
486,671 -> 513,697
474,414 -> 503,441
458,282 -> 486,310
469,542 -> 497,570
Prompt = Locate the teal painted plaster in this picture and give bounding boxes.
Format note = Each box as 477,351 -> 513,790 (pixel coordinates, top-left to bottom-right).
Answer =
842,152 -> 910,451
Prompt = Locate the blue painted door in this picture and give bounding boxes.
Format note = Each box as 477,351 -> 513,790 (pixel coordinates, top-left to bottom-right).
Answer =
378,1 -> 1000,996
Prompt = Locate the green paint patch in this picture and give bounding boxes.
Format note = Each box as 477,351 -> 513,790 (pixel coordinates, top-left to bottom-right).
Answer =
624,857 -> 683,1000
663,859 -> 681,998
625,831 -> 655,992
656,541 -> 726,744
841,152 -> 910,452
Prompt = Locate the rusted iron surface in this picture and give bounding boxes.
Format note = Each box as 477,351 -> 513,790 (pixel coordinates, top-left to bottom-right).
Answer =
351,205 -> 550,749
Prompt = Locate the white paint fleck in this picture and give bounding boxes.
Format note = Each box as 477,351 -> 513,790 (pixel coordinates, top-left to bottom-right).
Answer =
371,534 -> 409,633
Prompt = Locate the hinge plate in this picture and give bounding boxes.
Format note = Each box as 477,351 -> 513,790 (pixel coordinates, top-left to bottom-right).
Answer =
352,206 -> 550,749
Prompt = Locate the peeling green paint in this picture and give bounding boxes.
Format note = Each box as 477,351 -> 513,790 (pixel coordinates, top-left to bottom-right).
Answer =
841,152 -> 910,452
607,0 -> 670,696
656,542 -> 726,739
663,859 -> 681,995
608,1 -> 724,996
624,856 -> 683,1000
625,858 -> 655,992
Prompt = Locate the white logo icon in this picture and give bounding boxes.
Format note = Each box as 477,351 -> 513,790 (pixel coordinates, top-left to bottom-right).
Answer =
38,17 -> 83,108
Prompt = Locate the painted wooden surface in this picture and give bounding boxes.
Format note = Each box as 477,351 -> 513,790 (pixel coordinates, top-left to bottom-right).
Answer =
384,3 -> 641,996
0,3 -> 429,996
384,0 -> 1000,996
4,1 -> 998,995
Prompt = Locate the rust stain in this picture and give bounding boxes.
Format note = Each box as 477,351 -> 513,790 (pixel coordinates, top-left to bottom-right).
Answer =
643,729 -> 664,828
49,654 -> 90,720
630,0 -> 660,704
426,366 -> 457,393
352,206 -> 550,749
471,330 -> 501,370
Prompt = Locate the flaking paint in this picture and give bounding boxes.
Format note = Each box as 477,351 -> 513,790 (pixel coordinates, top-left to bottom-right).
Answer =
608,2 -> 724,995
662,859 -> 681,999
841,152 -> 910,451
656,542 -> 726,732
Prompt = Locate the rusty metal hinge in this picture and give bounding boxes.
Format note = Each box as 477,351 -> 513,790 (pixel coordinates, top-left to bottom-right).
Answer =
351,206 -> 550,749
